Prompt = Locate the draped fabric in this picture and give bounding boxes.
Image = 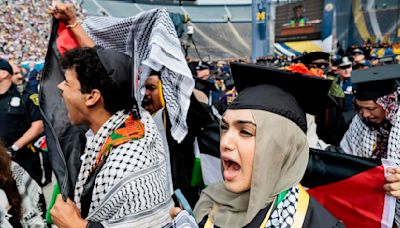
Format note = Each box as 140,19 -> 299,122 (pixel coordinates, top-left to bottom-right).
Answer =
82,8 -> 194,143
340,108 -> 400,226
75,110 -> 174,227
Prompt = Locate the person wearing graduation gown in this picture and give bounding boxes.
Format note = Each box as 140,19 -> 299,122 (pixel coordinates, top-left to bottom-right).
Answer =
340,64 -> 400,227
315,56 -> 356,146
292,52 -> 332,149
189,63 -> 342,228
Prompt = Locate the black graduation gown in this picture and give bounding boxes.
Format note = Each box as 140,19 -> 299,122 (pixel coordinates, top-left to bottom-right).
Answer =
166,95 -> 219,207
198,196 -> 343,228
315,95 -> 355,146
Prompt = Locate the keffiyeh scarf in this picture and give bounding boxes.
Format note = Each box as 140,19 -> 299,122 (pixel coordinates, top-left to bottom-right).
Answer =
340,89 -> 400,226
11,162 -> 46,228
376,90 -> 400,125
82,8 -> 194,143
265,185 -> 299,228
74,110 -> 173,227
0,199 -> 12,228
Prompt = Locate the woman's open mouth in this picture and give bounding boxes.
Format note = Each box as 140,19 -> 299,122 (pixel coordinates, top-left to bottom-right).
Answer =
223,158 -> 240,181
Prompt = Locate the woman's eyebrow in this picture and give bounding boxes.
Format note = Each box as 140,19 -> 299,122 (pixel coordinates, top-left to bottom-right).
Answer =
236,120 -> 256,127
222,117 -> 256,126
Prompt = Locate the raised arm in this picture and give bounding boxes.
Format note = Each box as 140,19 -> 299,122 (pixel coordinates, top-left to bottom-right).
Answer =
49,3 -> 95,48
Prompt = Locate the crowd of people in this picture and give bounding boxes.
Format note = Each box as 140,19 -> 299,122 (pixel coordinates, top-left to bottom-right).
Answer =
2,1 -> 400,228
0,0 -> 84,63
0,0 -> 51,62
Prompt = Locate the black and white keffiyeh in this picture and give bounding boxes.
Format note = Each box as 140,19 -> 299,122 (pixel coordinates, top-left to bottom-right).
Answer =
266,185 -> 298,228
11,162 -> 46,228
74,110 -> 174,227
0,202 -> 12,228
340,110 -> 400,166
340,110 -> 400,226
82,8 -> 194,143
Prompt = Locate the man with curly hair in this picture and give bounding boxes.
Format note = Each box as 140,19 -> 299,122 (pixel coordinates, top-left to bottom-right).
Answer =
50,47 -> 173,228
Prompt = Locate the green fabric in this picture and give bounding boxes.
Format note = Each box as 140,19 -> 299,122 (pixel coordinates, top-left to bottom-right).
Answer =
327,75 -> 345,98
276,189 -> 289,207
110,132 -> 123,140
191,157 -> 204,187
45,182 -> 61,224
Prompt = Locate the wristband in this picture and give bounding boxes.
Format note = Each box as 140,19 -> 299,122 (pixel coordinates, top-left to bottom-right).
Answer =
66,21 -> 79,29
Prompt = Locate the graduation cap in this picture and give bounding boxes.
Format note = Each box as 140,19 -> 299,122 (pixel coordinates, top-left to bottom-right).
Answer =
95,48 -> 141,118
194,77 -> 217,93
96,48 -> 133,85
293,52 -> 330,67
352,64 -> 400,101
229,62 -> 333,132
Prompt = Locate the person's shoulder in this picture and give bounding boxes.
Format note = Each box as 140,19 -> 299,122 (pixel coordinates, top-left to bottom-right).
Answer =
22,89 -> 39,106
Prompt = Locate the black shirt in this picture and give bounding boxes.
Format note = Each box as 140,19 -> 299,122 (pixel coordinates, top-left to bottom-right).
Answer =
0,84 -> 42,146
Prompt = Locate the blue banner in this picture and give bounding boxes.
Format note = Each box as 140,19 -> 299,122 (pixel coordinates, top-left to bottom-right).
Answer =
321,0 -> 335,52
251,0 -> 269,62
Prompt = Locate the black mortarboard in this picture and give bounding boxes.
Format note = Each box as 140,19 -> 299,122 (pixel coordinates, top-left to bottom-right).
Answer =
332,56 -> 352,67
352,64 -> 400,101
95,48 -> 141,118
0,58 -> 13,75
293,52 -> 330,66
194,77 -> 217,93
149,69 -> 161,77
96,48 -> 132,85
229,62 -> 333,132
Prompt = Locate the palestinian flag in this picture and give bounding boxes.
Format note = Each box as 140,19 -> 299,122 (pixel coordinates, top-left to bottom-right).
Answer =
191,104 -> 222,187
302,149 -> 396,228
40,20 -> 84,199
34,135 -> 48,152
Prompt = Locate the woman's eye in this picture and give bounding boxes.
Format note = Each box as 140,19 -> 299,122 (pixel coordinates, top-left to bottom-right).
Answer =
240,129 -> 253,136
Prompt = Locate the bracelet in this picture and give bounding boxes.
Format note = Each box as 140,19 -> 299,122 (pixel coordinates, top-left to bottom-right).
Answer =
66,21 -> 79,29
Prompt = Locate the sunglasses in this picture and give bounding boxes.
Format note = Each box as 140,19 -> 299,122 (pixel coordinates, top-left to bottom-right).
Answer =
338,65 -> 352,70
310,63 -> 329,68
